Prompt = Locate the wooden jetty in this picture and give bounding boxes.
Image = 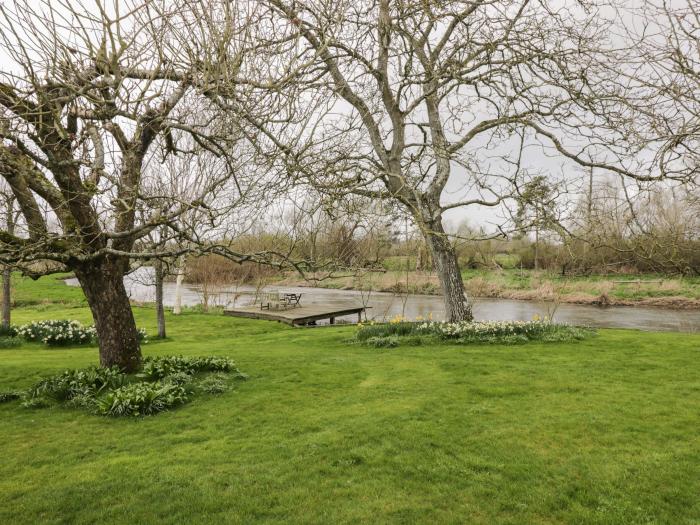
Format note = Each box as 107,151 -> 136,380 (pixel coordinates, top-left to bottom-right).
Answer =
223,303 -> 365,326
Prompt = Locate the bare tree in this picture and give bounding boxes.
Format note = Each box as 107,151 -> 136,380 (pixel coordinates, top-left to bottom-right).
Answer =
622,0 -> 700,183
237,0 -> 674,321
0,1 -> 263,370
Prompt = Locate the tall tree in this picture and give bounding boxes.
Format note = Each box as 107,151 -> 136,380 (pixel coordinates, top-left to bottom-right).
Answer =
240,0 -> 670,321
0,1 -> 255,370
514,176 -> 558,270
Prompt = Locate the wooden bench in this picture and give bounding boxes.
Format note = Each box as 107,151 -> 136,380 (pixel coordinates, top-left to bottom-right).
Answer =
259,292 -> 303,310
282,293 -> 302,307
259,292 -> 284,310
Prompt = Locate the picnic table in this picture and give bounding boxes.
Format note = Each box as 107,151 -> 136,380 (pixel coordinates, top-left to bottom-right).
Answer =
259,291 -> 303,310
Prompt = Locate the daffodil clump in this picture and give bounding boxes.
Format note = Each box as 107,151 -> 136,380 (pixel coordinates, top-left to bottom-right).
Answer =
1,355 -> 248,417
17,320 -> 148,347
18,320 -> 96,346
416,319 -> 565,340
355,318 -> 595,347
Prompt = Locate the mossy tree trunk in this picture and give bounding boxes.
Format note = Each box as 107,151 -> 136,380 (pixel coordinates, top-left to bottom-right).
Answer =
75,257 -> 141,372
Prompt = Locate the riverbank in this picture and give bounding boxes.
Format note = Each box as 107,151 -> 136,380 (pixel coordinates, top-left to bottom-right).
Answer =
2,280 -> 700,523
272,269 -> 700,309
58,271 -> 700,332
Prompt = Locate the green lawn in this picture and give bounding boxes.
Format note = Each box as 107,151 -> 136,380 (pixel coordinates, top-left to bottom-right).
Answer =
1,279 -> 699,524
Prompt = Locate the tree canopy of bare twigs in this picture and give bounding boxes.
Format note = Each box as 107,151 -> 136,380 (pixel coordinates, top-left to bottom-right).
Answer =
0,0 -> 279,370
211,0 -> 691,321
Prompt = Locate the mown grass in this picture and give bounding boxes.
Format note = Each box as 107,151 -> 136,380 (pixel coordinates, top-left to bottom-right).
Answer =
7,272 -> 87,307
1,277 -> 699,524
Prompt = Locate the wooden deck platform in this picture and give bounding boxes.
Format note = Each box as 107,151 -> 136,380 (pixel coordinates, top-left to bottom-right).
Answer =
223,303 -> 365,326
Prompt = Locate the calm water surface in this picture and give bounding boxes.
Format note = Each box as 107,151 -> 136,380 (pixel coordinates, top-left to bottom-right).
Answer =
65,268 -> 700,332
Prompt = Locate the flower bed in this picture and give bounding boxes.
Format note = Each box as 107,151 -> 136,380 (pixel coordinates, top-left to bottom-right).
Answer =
17,320 -> 147,347
6,355 -> 248,417
355,319 -> 595,347
18,320 -> 96,346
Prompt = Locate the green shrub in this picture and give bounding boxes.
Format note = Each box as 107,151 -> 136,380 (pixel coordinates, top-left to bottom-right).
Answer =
21,356 -> 246,417
95,381 -> 190,416
65,394 -> 98,410
163,371 -> 195,386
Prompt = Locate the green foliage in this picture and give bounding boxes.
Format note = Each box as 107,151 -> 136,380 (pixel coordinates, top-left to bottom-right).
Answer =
0,391 -> 21,403
27,366 -> 125,402
138,355 -> 239,381
20,355 -> 245,417
355,321 -> 418,341
366,335 -> 399,348
0,325 -> 18,337
355,320 -> 596,347
197,373 -> 231,394
95,381 -> 190,417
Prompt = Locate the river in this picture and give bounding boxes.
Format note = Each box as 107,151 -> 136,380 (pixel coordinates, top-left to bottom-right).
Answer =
65,268 -> 700,332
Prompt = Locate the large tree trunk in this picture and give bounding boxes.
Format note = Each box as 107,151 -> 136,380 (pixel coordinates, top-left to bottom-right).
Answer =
75,257 -> 141,372
1,267 -> 10,329
154,260 -> 166,338
423,219 -> 474,322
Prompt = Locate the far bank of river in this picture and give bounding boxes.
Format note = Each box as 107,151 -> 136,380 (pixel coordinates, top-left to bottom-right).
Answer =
272,271 -> 700,310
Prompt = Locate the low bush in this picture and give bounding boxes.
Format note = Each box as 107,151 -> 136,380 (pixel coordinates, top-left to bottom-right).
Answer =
95,381 -> 190,417
355,320 -> 595,347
